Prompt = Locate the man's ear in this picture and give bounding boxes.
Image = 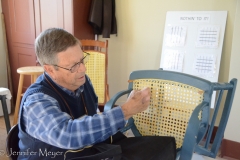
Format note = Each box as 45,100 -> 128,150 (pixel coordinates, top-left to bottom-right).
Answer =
43,65 -> 55,78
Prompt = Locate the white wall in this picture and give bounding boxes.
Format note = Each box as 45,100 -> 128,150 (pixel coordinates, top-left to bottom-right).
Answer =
0,2 -> 8,88
99,0 -> 240,142
225,0 -> 240,142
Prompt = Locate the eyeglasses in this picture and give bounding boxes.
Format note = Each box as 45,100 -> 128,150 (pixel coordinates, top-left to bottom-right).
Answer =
53,51 -> 90,73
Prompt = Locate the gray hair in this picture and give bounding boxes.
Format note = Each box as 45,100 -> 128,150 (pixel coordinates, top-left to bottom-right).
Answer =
35,28 -> 80,66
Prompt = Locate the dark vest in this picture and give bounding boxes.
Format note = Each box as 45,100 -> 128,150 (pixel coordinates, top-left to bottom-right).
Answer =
18,73 -> 98,160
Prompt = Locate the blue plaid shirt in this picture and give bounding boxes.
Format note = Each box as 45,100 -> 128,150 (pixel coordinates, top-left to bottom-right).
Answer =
22,78 -> 125,150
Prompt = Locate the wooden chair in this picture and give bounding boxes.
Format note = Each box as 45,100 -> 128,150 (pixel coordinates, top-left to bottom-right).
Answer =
80,40 -> 109,110
104,69 -> 237,160
13,66 -> 44,125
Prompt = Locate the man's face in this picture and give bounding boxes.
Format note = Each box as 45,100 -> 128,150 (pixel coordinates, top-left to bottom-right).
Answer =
45,44 -> 87,91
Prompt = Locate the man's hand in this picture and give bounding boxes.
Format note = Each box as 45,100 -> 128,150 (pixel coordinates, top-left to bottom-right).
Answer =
121,87 -> 151,120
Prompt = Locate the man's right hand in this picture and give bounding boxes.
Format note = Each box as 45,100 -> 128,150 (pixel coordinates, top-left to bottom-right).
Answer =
121,87 -> 151,120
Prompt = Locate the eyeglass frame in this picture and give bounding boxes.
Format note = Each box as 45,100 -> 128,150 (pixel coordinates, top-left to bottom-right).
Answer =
53,51 -> 90,73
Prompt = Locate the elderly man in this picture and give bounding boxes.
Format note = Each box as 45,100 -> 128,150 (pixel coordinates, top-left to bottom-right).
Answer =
18,28 -> 175,159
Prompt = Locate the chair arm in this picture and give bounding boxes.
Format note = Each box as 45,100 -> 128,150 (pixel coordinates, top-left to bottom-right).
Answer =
179,102 -> 209,160
119,117 -> 137,133
103,89 -> 133,112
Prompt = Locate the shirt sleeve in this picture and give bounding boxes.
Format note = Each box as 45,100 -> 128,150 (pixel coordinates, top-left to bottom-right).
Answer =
22,92 -> 125,150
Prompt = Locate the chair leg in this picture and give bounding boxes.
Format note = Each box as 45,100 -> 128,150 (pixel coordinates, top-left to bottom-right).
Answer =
0,95 -> 11,133
106,84 -> 110,101
31,75 -> 35,84
13,74 -> 24,125
32,74 -> 38,84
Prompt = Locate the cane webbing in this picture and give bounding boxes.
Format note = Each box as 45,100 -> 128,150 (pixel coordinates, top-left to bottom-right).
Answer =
132,79 -> 204,148
85,51 -> 106,104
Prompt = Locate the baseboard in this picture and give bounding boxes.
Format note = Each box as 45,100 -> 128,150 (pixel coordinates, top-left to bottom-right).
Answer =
203,126 -> 240,159
221,139 -> 240,159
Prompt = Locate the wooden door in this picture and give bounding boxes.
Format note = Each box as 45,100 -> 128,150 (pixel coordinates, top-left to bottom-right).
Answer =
8,0 -> 35,45
7,0 -> 36,99
34,0 -> 66,36
34,0 -> 94,39
11,47 -> 36,96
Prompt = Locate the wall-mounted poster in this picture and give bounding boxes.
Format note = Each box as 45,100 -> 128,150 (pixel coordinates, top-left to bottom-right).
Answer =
160,11 -> 227,108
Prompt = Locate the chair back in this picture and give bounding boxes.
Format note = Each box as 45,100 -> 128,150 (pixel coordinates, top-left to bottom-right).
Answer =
81,40 -> 109,107
105,69 -> 237,160
6,124 -> 20,160
131,77 -> 205,149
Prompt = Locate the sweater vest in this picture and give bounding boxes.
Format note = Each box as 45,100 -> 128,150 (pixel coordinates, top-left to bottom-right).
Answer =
18,73 -> 98,160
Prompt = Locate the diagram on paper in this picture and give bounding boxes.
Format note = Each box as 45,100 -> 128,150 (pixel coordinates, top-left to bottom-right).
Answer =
193,54 -> 217,77
162,50 -> 184,72
165,25 -> 187,47
196,26 -> 220,48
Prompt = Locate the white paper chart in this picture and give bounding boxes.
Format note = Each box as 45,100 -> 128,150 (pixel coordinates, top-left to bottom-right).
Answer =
193,54 -> 216,77
162,49 -> 184,72
196,26 -> 220,48
160,11 -> 227,108
165,25 -> 187,47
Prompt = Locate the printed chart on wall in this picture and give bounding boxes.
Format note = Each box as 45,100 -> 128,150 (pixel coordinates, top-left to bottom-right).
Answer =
160,11 -> 227,108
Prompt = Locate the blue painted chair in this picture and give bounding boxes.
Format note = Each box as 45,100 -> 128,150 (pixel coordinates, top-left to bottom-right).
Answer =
104,69 -> 237,160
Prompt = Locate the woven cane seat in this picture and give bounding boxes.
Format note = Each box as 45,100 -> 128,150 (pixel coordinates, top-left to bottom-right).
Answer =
132,79 -> 204,148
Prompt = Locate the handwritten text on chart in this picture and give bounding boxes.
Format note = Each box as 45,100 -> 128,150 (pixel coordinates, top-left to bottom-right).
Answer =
180,15 -> 210,22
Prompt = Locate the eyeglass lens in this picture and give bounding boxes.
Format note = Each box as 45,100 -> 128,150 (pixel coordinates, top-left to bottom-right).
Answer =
70,54 -> 89,73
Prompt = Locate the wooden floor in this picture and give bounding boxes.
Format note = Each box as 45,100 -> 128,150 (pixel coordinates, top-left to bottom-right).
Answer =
0,113 -> 13,160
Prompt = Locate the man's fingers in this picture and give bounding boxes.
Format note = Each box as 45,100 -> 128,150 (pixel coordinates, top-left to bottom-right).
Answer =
128,87 -> 151,105
141,87 -> 150,95
129,90 -> 141,99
